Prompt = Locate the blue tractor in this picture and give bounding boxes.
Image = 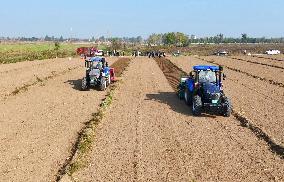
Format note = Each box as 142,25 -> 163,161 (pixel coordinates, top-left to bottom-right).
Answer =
178,65 -> 232,117
81,57 -> 114,91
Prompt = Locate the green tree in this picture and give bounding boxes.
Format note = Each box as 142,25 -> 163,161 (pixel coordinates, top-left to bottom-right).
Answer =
147,33 -> 163,45
163,32 -> 176,45
175,32 -> 189,46
241,33 -> 248,43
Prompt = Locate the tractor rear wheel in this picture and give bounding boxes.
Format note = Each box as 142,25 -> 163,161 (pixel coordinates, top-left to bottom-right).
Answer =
192,95 -> 202,116
100,77 -> 107,91
81,77 -> 89,91
223,97 -> 232,117
184,89 -> 192,105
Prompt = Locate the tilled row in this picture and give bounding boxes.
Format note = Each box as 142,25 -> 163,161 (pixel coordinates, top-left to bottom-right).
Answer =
56,57 -> 284,182
154,57 -> 284,159
0,57 -> 119,182
253,55 -> 284,62
230,56 -> 284,70
4,66 -> 81,99
57,57 -> 132,181
198,57 -> 284,88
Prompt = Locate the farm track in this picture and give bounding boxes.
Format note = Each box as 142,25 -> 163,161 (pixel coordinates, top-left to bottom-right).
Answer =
199,56 -> 284,88
155,57 -> 284,158
72,57 -> 283,182
0,57 -> 120,182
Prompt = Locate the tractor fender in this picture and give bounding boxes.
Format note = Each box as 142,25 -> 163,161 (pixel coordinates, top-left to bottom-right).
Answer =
186,79 -> 195,92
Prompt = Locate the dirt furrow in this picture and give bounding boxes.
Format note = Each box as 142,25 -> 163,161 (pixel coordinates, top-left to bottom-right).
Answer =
0,57 -> 119,182
230,56 -> 284,70
199,56 -> 284,88
253,55 -> 284,62
170,56 -> 284,147
72,57 -> 283,182
0,57 -> 119,100
155,57 -> 284,158
233,55 -> 284,68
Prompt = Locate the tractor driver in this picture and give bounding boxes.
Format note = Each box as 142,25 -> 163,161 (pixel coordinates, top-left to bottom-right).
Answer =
93,61 -> 103,70
199,71 -> 216,83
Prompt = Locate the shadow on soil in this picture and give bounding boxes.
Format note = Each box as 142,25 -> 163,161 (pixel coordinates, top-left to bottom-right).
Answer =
65,79 -> 82,91
146,92 -> 217,118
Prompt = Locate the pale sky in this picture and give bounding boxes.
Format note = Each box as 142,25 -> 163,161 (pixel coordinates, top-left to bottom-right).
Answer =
0,0 -> 283,38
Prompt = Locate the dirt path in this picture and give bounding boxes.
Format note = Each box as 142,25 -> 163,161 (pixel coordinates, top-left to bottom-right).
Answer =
0,57 -> 118,182
72,57 -> 284,181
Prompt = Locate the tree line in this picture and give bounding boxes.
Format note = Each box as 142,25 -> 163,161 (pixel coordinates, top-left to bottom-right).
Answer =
1,33 -> 284,45
147,32 -> 284,46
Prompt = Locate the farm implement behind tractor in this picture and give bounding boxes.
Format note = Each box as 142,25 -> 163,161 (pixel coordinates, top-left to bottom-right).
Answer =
77,47 -> 105,58
178,65 -> 232,117
82,57 -> 115,91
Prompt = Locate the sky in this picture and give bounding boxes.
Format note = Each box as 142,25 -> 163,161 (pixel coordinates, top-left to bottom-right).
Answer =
0,0 -> 283,38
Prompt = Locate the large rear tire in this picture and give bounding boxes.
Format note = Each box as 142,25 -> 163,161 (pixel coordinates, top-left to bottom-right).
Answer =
223,97 -> 232,117
192,95 -> 202,116
184,89 -> 192,105
81,77 -> 89,91
100,77 -> 107,91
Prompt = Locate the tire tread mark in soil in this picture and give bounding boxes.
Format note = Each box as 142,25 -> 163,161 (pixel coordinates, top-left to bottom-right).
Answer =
197,57 -> 284,88
154,57 -> 284,159
229,56 -> 284,70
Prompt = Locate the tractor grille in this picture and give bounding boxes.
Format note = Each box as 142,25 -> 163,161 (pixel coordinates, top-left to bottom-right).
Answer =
210,93 -> 221,100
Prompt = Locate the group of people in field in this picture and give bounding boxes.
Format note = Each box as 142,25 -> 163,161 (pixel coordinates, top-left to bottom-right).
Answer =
131,50 -> 166,58
106,50 -> 125,57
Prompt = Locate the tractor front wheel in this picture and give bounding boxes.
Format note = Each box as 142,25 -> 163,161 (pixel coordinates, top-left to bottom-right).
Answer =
222,97 -> 232,117
106,75 -> 111,86
192,95 -> 202,116
81,77 -> 89,91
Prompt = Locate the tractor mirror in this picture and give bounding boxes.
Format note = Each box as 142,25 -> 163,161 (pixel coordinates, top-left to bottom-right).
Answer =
223,73 -> 227,80
189,71 -> 194,77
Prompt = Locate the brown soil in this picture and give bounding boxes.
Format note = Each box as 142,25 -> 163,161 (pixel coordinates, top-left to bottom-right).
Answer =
170,56 -> 284,147
230,56 -> 284,70
0,57 -> 119,181
153,57 -> 187,91
72,57 -> 284,181
110,58 -> 132,77
200,56 -> 284,87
